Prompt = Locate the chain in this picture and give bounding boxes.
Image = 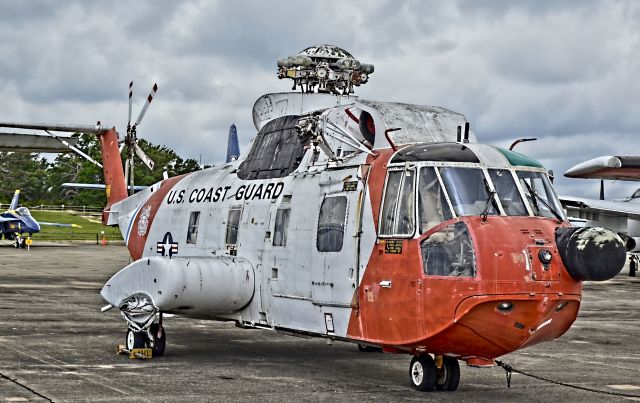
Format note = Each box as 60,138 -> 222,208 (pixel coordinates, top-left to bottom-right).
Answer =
495,360 -> 640,398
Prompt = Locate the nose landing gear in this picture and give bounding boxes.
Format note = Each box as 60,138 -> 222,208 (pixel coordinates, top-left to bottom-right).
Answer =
125,323 -> 166,356
123,312 -> 166,357
410,354 -> 460,392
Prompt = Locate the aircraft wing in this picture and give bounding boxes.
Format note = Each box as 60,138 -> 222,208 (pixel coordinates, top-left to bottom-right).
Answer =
564,156 -> 640,181
560,196 -> 640,219
0,216 -> 20,223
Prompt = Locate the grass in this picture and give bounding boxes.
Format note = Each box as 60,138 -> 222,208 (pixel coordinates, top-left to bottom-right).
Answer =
28,210 -> 123,241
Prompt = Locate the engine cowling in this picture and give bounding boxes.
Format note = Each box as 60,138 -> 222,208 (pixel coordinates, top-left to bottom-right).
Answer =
555,227 -> 626,281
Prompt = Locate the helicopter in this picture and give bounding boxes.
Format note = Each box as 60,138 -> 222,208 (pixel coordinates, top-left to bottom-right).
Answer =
1,45 -> 627,392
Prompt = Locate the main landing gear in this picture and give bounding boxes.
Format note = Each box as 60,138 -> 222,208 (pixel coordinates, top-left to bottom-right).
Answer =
409,354 -> 460,392
125,314 -> 166,356
14,234 -> 27,248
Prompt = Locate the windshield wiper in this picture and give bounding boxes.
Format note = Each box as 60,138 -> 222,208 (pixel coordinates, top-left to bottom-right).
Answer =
480,178 -> 497,222
522,181 -> 564,222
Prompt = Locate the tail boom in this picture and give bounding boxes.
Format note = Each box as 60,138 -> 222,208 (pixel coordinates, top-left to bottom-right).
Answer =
98,128 -> 127,224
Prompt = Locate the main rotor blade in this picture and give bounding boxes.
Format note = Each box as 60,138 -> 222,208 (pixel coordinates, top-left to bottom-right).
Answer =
128,81 -> 133,127
45,130 -> 102,167
134,143 -> 155,170
0,122 -> 112,134
134,83 -> 158,126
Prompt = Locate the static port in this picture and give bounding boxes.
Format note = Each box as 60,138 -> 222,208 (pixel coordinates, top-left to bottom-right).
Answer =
498,301 -> 514,312
555,302 -> 569,312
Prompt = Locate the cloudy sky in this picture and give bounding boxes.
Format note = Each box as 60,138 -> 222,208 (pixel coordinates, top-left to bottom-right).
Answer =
1,0 -> 639,198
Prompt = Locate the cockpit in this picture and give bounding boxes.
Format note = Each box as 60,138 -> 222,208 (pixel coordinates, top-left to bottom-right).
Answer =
380,143 -> 565,237
16,206 -> 32,217
379,143 -> 566,278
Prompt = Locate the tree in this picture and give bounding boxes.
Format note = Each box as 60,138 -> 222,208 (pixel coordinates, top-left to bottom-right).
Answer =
0,152 -> 49,205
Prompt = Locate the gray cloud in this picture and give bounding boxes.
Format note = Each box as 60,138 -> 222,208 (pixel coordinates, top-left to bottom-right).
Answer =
0,0 -> 639,199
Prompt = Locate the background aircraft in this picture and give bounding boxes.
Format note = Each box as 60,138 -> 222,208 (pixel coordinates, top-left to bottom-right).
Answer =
561,155 -> 640,254
0,189 -> 80,247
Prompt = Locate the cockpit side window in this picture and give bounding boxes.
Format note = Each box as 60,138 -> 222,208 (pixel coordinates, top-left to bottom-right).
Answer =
516,171 -> 566,220
439,167 -> 498,217
488,169 -> 527,216
419,167 -> 452,233
380,169 -> 416,236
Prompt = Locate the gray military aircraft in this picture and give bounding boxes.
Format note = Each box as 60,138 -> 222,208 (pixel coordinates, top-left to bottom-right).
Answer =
562,155 -> 640,253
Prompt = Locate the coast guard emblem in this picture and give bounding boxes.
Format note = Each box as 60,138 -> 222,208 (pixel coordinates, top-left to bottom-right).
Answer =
137,205 -> 152,236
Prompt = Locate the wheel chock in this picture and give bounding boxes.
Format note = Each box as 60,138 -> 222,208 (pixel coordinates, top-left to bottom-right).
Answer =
116,344 -> 153,359
129,348 -> 153,359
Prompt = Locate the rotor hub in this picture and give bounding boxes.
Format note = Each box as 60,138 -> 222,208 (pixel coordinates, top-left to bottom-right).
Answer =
277,45 -> 374,95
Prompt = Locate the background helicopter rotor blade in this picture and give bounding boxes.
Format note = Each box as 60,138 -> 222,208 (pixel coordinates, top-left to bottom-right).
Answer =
44,130 -> 103,167
124,159 -> 130,189
134,83 -> 158,126
128,81 -> 133,128
134,143 -> 155,170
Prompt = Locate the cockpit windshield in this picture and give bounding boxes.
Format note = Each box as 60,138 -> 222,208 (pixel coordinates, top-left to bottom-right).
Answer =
439,167 -> 498,217
16,207 -> 31,216
488,169 -> 527,216
516,171 -> 565,220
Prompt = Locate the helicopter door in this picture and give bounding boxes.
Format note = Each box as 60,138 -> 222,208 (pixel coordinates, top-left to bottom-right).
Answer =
310,173 -> 364,308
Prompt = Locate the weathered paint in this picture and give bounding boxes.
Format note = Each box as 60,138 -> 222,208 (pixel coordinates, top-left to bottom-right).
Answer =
99,91 -> 623,372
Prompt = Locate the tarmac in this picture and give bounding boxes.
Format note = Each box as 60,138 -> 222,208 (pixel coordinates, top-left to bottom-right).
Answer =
0,243 -> 639,402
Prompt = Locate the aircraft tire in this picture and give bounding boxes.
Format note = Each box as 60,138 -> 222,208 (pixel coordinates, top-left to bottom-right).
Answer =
126,329 -> 145,350
149,323 -> 166,356
357,344 -> 382,353
435,356 -> 460,391
409,354 -> 437,392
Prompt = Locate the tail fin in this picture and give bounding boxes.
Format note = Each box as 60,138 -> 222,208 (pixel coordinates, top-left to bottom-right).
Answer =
226,123 -> 240,163
9,189 -> 20,210
96,128 -> 127,224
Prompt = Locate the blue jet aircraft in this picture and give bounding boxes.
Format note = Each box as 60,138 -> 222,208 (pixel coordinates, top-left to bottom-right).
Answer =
0,189 -> 80,248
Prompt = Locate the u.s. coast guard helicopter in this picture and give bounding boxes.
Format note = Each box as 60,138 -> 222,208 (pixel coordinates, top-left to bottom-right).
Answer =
2,45 -> 627,392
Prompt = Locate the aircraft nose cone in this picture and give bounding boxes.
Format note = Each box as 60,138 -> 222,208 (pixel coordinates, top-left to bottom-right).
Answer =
556,227 -> 626,281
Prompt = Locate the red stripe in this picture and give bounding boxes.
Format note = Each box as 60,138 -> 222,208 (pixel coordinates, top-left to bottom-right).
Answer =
128,174 -> 186,260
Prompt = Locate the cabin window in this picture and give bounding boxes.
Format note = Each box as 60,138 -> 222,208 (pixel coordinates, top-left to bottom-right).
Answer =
273,205 -> 291,247
418,167 -> 452,233
439,167 -> 498,217
488,169 -> 527,216
421,221 -> 476,277
380,170 -> 416,236
317,196 -> 347,252
516,171 -> 566,220
225,207 -> 242,245
186,211 -> 200,244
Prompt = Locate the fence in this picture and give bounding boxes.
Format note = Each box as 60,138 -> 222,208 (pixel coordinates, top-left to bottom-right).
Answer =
0,203 -> 104,213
